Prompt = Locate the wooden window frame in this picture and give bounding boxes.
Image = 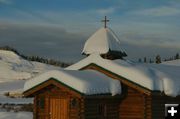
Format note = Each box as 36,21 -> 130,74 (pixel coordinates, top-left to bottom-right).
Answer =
70,98 -> 79,109
37,97 -> 45,109
98,103 -> 107,118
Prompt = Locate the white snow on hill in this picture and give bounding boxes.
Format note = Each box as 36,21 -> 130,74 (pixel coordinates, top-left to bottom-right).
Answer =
161,59 -> 180,66
0,50 -> 60,82
0,50 -> 61,104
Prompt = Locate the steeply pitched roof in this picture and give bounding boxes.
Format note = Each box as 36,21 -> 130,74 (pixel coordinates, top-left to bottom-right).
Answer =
24,70 -> 121,96
82,27 -> 123,55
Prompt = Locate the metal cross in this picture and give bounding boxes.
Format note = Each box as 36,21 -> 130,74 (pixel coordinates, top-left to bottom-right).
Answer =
101,16 -> 109,28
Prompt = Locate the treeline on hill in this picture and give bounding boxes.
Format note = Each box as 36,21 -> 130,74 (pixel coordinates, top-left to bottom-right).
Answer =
139,53 -> 180,64
0,46 -> 71,67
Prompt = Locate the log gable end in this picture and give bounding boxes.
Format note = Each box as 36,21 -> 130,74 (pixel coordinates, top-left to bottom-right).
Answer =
80,63 -> 152,95
23,78 -> 83,98
79,63 -> 152,119
32,85 -> 83,119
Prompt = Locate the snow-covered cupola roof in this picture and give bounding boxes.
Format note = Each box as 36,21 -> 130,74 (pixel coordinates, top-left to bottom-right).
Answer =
82,16 -> 127,60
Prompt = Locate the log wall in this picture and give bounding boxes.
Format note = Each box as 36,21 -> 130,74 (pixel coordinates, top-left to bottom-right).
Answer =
84,98 -> 120,119
119,86 -> 147,119
32,83 -> 121,119
34,85 -> 82,119
82,64 -> 152,119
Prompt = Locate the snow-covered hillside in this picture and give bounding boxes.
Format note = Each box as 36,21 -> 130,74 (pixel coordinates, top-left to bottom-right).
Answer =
0,50 -> 61,104
0,50 -> 60,82
161,59 -> 180,66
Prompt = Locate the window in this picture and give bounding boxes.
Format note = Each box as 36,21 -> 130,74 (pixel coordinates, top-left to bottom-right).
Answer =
98,104 -> 107,118
70,98 -> 78,108
37,97 -> 45,109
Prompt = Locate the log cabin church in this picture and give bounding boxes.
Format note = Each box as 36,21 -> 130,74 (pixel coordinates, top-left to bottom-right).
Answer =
24,16 -> 180,119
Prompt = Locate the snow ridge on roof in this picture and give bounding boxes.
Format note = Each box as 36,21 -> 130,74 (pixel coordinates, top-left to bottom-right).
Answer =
66,54 -> 180,97
24,70 -> 121,96
82,27 -> 122,55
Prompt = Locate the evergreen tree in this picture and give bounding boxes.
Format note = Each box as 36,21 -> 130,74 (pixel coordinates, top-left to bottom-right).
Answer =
155,55 -> 161,64
164,59 -> 167,62
144,57 -> 147,63
175,53 -> 179,59
149,58 -> 153,63
138,58 -> 142,63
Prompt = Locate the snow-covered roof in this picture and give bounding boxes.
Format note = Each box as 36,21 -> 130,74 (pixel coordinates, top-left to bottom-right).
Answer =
24,70 -> 121,96
66,54 -> 180,97
82,27 -> 122,55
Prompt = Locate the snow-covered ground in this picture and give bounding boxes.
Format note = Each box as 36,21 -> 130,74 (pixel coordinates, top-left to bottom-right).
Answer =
0,50 -> 61,104
161,59 -> 180,66
0,80 -> 33,104
0,50 -> 62,118
0,111 -> 32,119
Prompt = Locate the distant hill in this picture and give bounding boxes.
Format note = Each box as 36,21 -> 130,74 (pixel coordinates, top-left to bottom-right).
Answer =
0,46 -> 70,67
161,59 -> 180,66
0,49 -> 61,82
0,49 -> 63,104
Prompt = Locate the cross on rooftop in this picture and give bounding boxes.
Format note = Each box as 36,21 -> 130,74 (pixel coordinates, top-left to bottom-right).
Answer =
101,16 -> 109,28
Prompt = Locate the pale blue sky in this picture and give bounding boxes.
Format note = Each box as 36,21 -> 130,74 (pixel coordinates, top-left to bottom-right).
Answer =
0,0 -> 180,62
